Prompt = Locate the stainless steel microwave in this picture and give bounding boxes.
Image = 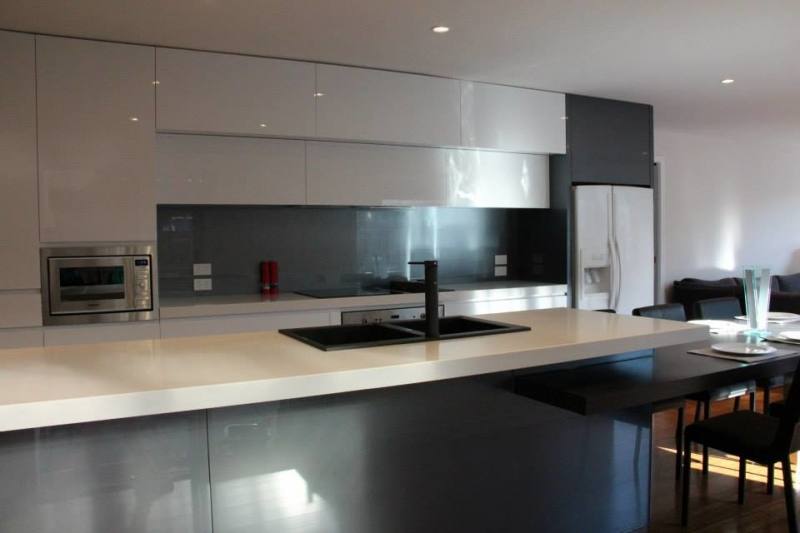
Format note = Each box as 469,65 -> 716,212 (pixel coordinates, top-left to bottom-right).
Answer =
41,245 -> 157,325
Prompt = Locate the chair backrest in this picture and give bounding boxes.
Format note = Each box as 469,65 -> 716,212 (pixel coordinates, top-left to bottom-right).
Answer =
774,361 -> 800,454
693,297 -> 742,320
632,303 -> 686,321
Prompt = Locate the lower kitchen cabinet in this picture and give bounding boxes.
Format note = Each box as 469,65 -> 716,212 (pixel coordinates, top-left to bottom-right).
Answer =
0,328 -> 43,349
0,292 -> 41,329
43,322 -> 160,346
445,295 -> 567,316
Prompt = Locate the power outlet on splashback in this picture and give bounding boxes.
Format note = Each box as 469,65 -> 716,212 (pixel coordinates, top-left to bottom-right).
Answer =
194,278 -> 212,291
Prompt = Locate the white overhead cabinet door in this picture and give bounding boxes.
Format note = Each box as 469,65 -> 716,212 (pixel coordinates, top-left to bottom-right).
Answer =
156,134 -> 307,205
37,36 -> 156,242
156,48 -> 316,137
315,65 -> 461,147
461,81 -> 566,154
0,31 -> 39,289
306,142 -> 448,206
445,151 -> 549,208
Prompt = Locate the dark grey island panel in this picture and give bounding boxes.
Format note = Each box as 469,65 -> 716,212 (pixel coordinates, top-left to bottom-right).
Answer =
0,411 -> 212,533
0,372 -> 649,533
206,373 -> 649,533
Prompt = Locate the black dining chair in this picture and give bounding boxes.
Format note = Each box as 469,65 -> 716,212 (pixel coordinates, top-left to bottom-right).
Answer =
633,303 -> 685,321
694,295 -> 784,413
681,360 -> 800,533
693,296 -> 743,320
632,304 -> 689,479
692,296 -> 758,473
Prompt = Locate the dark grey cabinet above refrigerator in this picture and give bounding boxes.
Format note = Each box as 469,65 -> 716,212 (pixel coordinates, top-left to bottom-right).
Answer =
561,95 -> 653,187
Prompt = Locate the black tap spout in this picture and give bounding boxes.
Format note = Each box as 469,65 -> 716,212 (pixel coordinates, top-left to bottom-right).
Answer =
408,260 -> 439,339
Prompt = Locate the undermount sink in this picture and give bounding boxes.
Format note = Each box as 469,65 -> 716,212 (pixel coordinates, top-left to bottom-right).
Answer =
280,323 -> 423,351
280,316 -> 530,351
395,316 -> 528,338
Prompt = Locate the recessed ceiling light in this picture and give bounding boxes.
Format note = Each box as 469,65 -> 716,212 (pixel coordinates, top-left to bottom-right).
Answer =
721,78 -> 735,84
259,123 -> 267,128
314,92 -> 325,97
431,26 -> 450,34
129,116 -> 139,122
152,80 -> 160,85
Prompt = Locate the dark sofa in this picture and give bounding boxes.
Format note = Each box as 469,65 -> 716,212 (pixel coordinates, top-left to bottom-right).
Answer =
672,273 -> 800,319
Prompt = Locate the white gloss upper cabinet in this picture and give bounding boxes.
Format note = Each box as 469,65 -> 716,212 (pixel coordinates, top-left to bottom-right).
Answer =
315,65 -> 460,147
445,151 -> 549,208
156,48 -> 315,137
461,82 -> 566,154
37,36 -> 156,242
156,134 -> 306,205
0,31 -> 39,288
306,142 -> 448,206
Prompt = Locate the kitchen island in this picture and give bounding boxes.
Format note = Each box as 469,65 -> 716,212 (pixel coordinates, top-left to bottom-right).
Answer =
0,309 -> 717,532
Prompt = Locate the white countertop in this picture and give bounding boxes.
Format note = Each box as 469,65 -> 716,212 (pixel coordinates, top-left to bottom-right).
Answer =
159,281 -> 568,319
0,308 -> 707,432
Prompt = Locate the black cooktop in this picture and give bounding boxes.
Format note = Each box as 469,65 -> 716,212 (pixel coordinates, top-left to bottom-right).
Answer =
294,288 -> 393,299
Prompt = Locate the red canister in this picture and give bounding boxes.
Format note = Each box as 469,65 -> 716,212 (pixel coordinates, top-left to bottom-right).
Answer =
268,260 -> 279,288
260,261 -> 271,292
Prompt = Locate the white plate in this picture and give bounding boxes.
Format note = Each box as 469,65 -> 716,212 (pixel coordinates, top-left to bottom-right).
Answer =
781,331 -> 800,341
711,342 -> 777,356
688,320 -> 749,332
734,312 -> 800,323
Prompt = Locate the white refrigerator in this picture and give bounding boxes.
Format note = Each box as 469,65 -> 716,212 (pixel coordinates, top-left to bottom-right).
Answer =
573,185 -> 654,315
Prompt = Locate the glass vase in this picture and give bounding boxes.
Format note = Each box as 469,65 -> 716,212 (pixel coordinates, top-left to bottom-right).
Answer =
743,266 -> 771,335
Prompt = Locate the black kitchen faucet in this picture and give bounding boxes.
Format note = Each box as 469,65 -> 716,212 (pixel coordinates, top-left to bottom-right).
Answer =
408,260 -> 439,339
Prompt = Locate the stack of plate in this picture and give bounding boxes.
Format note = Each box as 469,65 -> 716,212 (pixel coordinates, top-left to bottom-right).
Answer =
710,342 -> 777,356
734,312 -> 800,324
764,330 -> 800,346
688,319 -> 749,334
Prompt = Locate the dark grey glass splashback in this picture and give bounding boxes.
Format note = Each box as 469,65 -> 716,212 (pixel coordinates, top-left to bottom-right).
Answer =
157,205 -> 565,296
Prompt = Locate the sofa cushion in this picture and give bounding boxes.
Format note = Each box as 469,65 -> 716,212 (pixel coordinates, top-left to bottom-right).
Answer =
678,277 -> 741,288
775,273 -> 800,293
672,277 -> 744,319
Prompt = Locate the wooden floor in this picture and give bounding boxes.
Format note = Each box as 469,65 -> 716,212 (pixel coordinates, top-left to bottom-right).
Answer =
649,392 -> 794,532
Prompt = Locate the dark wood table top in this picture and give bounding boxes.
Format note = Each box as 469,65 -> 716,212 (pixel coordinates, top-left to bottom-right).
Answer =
515,333 -> 800,415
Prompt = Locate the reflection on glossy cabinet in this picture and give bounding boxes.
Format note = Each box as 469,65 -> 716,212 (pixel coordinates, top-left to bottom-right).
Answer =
0,412 -> 212,533
0,31 -> 39,288
315,65 -> 460,146
156,134 -> 307,204
461,81 -> 566,154
306,142 -> 448,206
156,48 -> 315,137
37,36 -> 156,242
445,150 -> 549,208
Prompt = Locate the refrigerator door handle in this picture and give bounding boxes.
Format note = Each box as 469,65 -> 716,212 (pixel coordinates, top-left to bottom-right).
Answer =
613,237 -> 623,311
607,190 -> 618,311
608,239 -> 616,310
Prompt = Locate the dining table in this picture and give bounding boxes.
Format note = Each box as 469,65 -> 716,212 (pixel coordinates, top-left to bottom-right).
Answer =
515,314 -> 800,415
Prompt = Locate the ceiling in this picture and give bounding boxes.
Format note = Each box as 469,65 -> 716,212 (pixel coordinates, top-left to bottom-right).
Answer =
1,0 -> 798,142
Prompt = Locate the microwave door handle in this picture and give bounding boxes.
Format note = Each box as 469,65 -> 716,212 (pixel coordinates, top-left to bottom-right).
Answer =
124,257 -> 138,309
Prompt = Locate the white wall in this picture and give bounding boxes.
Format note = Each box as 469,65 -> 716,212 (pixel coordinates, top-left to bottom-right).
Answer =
655,128 -> 800,299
